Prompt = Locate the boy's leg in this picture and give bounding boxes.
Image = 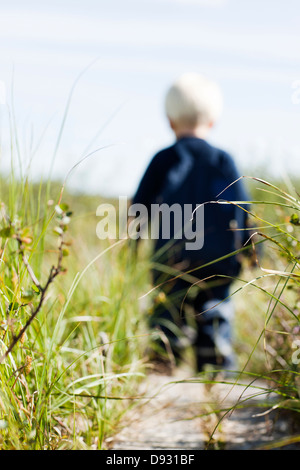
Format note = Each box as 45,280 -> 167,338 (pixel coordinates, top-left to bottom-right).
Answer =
149,272 -> 196,359
194,284 -> 236,372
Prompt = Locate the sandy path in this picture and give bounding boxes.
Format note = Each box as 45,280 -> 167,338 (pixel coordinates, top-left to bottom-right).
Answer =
109,366 -> 298,451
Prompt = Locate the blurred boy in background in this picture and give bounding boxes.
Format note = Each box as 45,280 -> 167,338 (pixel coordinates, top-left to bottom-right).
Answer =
132,73 -> 250,372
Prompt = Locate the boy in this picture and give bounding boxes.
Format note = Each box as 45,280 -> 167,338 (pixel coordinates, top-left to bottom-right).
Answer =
132,73 -> 250,372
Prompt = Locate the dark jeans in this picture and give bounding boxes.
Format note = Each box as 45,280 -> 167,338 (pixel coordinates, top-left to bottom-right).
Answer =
149,270 -> 235,371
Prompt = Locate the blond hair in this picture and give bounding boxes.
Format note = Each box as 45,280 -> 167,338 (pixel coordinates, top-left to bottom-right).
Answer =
165,73 -> 223,128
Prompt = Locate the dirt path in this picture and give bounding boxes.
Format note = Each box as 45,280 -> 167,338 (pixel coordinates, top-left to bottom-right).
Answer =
109,366 -> 298,451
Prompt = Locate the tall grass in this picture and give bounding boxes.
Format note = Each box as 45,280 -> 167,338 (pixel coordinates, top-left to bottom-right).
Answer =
0,175 -> 151,449
2,164 -> 300,449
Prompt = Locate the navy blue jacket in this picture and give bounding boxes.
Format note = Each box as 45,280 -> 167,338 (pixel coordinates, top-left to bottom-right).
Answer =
132,136 -> 250,277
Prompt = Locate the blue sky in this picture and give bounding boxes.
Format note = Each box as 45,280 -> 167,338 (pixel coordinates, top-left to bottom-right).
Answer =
0,0 -> 299,196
